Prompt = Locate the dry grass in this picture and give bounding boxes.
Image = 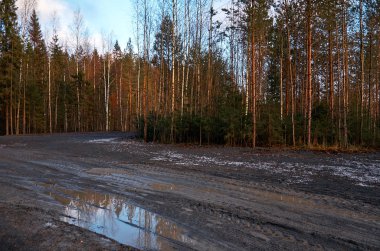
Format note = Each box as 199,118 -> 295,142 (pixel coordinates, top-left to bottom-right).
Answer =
307,144 -> 375,153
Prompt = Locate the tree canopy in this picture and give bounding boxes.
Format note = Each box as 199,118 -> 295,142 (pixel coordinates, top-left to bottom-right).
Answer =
0,0 -> 379,148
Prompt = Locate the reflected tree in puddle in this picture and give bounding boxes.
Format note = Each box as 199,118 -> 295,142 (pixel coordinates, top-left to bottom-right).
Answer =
53,190 -> 193,250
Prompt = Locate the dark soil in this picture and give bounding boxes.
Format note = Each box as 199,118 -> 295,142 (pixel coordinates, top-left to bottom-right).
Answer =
0,132 -> 379,250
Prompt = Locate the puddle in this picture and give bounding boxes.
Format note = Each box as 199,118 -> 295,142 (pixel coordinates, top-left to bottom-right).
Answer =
51,189 -> 197,250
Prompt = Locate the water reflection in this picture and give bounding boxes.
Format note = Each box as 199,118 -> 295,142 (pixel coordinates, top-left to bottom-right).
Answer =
53,190 -> 193,250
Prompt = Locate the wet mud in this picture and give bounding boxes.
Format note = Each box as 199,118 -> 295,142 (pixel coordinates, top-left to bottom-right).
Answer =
0,132 -> 379,250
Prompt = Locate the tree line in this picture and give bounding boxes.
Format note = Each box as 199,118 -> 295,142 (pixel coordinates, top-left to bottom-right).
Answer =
0,0 -> 379,148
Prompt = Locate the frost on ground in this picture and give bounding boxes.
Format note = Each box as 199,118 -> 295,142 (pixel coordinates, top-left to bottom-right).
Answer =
327,157 -> 380,186
149,149 -> 380,187
88,138 -> 118,143
86,137 -> 380,187
0,143 -> 26,148
87,137 -> 150,155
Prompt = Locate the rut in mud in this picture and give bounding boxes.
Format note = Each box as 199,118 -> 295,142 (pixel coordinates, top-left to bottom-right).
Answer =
0,133 -> 379,250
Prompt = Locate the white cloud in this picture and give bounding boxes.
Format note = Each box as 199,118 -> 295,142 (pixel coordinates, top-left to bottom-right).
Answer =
17,0 -> 73,49
16,0 -> 134,52
37,0 -> 73,50
37,0 -> 67,17
92,31 -> 103,52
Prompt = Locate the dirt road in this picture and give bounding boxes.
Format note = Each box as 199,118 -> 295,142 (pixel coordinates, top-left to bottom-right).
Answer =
0,133 -> 379,250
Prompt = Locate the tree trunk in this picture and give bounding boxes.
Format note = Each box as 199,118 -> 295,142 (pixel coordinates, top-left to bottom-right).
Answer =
280,36 -> 283,122
23,61 -> 28,134
6,103 -> 9,136
10,44 -> 14,135
171,0 -> 177,143
48,57 -> 52,133
251,0 -> 256,148
306,0 -> 313,147
143,0 -> 148,142
106,54 -> 111,132
368,33 -> 372,138
329,29 -> 334,120
285,0 -> 295,146
128,68 -> 132,131
359,0 -> 364,144
375,54 -> 379,140
120,61 -> 123,131
342,0 -> 349,148
64,73 -> 68,132
207,0 -> 213,110
16,59 -> 22,135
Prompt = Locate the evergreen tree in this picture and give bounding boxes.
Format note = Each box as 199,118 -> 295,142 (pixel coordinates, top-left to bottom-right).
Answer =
0,0 -> 378,148
49,34 -> 65,131
0,0 -> 22,135
27,9 -> 47,133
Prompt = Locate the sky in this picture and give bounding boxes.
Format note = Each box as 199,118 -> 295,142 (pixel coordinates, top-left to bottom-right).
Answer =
16,0 -> 230,53
16,0 -> 135,51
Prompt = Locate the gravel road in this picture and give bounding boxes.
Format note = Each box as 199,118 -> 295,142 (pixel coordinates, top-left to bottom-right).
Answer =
0,133 -> 379,250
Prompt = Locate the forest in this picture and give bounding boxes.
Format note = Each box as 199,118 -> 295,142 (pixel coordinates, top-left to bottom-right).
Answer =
0,0 -> 379,148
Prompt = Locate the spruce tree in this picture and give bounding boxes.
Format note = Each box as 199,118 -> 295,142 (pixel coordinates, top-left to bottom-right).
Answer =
0,0 -> 22,135
49,34 -> 65,131
28,9 -> 47,133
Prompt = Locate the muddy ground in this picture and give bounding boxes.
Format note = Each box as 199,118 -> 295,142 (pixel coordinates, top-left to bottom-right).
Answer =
0,132 -> 379,250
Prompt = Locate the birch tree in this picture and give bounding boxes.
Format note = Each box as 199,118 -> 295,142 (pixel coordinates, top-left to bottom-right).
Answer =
71,8 -> 85,131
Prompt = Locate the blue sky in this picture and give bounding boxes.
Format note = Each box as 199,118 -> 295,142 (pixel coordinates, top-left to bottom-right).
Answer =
16,0 -> 229,52
17,0 -> 135,50
64,0 -> 135,48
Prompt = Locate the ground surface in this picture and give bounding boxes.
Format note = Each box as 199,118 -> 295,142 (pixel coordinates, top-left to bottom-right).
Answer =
0,132 -> 379,250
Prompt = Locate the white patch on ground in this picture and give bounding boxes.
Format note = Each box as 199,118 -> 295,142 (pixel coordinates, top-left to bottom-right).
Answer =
88,138 -> 118,143
0,143 -> 27,148
151,157 -> 169,161
166,151 -> 184,159
357,182 -> 371,187
14,143 -> 27,147
328,164 -> 380,185
44,222 -> 57,228
88,139 -> 379,187
148,149 -> 380,186
101,140 -> 152,154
